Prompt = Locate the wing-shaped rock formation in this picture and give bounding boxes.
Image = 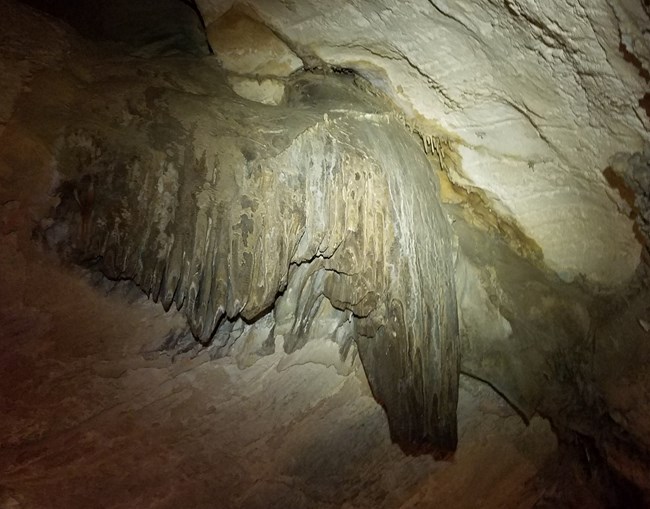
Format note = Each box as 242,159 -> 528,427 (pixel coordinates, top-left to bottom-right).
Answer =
51,70 -> 460,454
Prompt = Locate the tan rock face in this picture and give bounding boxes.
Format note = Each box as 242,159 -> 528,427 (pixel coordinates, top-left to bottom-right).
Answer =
196,0 -> 650,287
206,8 -> 303,77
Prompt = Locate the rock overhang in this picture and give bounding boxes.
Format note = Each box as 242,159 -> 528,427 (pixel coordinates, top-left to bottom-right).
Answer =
4,0 -> 650,474
195,0 -> 649,287
41,56 -> 461,453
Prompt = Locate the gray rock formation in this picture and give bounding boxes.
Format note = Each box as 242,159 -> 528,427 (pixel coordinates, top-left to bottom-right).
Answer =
49,68 -> 460,452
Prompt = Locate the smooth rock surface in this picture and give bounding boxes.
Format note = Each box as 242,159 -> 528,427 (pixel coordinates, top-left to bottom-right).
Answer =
3,1 -> 650,505
206,8 -> 303,77
228,76 -> 286,105
4,0 -> 461,453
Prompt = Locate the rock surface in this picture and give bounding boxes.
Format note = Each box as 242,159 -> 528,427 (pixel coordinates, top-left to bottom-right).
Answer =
2,1 -> 650,505
0,239 -> 557,508
227,76 -> 286,105
51,83 -> 461,451
21,0 -> 210,57
609,147 -> 650,262
3,0 -> 461,453
195,0 -> 649,287
206,7 -> 303,77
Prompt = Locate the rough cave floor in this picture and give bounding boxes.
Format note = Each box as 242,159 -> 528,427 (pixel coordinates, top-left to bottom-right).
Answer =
0,237 -> 559,509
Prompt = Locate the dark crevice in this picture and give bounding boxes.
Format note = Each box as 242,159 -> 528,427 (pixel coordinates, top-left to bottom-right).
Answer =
618,43 -> 650,83
639,92 -> 650,119
460,371 -> 531,425
330,66 -> 358,76
538,430 -> 647,508
179,0 -> 206,28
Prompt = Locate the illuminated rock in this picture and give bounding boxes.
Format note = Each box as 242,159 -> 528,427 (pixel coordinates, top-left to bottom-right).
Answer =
51,71 -> 460,454
195,0 -> 649,286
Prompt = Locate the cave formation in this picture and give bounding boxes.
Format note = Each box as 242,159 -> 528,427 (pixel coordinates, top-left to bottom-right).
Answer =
1,0 -> 649,507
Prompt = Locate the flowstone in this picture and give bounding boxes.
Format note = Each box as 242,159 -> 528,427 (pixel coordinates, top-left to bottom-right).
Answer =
49,68 -> 461,454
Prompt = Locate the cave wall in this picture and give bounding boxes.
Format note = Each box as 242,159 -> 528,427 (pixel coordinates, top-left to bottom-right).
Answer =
20,0 -> 210,56
196,0 -> 649,287
2,3 -> 650,500
53,98 -> 461,452
0,1 -> 463,451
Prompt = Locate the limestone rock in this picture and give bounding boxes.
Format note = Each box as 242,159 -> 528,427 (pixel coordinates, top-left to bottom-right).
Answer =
453,213 -> 592,419
228,75 -> 286,105
609,147 -> 650,261
206,8 -> 303,77
45,64 -> 460,452
4,0 -> 650,503
196,0 -> 649,287
0,1 -> 71,138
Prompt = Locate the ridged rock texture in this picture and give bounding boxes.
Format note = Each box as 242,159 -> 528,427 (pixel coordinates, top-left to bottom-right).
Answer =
50,69 -> 460,453
196,0 -> 649,288
4,1 -> 650,504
